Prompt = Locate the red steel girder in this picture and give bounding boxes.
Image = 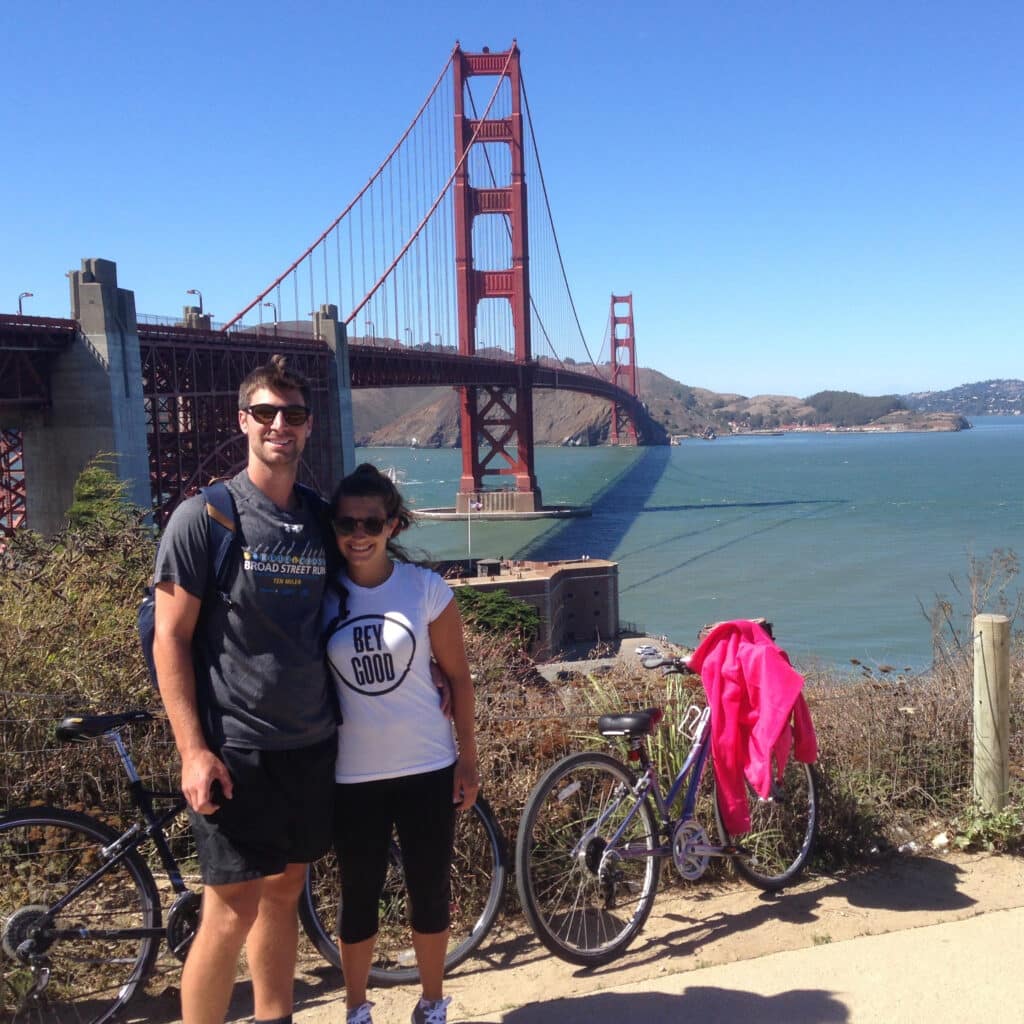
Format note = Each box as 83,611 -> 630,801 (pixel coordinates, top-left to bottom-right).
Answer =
0,351 -> 51,407
459,384 -> 536,494
608,293 -> 639,446
138,325 -> 334,525
453,42 -> 538,502
0,315 -> 76,410
0,429 -> 26,534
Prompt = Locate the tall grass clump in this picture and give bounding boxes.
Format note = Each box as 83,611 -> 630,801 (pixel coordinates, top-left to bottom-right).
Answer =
0,459 -> 160,812
4,475 -> 1022,887
807,549 -> 1023,860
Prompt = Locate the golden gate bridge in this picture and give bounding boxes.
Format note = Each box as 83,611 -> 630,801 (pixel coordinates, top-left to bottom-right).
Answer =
1,42 -> 660,535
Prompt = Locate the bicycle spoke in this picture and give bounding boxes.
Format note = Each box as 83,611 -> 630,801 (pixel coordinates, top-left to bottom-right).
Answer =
715,760 -> 818,890
517,753 -> 659,965
1,812 -> 159,1024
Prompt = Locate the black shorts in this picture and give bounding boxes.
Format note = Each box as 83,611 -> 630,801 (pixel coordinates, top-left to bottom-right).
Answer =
190,735 -> 336,886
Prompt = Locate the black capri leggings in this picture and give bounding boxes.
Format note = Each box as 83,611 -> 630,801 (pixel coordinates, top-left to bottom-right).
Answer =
332,764 -> 456,945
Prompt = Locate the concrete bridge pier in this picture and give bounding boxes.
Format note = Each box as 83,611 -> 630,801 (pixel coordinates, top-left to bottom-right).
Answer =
21,258 -> 150,534
313,303 -> 356,480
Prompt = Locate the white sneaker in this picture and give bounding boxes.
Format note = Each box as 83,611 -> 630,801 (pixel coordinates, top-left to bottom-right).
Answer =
347,1001 -> 375,1024
411,995 -> 452,1024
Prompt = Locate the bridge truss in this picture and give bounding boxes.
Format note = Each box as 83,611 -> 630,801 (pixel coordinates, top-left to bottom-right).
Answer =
139,324 -> 334,526
0,314 -> 77,533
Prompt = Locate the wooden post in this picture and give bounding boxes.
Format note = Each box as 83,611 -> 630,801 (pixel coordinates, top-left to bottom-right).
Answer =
973,614 -> 1010,811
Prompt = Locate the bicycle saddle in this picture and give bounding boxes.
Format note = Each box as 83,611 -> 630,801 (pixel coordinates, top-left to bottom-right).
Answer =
55,711 -> 154,743
597,707 -> 663,738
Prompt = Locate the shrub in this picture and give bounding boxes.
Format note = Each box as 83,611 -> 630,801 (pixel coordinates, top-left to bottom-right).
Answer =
454,587 -> 540,650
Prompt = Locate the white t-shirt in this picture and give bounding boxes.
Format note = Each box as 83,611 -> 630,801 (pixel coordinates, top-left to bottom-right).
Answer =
323,562 -> 457,783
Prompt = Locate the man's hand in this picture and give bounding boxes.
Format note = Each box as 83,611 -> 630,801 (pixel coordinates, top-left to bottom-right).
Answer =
452,754 -> 480,811
180,748 -> 234,815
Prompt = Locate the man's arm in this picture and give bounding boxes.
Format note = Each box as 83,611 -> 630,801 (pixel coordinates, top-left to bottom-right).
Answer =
153,581 -> 233,813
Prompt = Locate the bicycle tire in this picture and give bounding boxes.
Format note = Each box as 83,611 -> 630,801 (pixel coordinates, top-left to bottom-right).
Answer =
299,795 -> 507,985
515,752 -> 659,966
714,759 -> 819,890
0,806 -> 161,1024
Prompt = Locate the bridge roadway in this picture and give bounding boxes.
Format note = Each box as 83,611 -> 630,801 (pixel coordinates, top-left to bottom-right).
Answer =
0,321 -> 644,416
0,314 -> 77,406
1,308 -> 652,533
347,343 -> 644,405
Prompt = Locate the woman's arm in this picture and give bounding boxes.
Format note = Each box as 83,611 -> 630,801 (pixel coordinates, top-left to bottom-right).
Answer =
428,598 -> 480,810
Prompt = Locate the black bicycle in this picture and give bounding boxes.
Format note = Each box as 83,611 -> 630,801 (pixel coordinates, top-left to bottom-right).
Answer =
1,711 -> 507,1023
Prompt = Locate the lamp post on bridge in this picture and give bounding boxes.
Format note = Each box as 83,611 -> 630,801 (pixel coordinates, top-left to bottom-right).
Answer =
185,288 -> 204,315
404,327 -> 412,346
263,301 -> 279,335
434,332 -> 442,349
17,292 -> 33,315
365,320 -> 376,346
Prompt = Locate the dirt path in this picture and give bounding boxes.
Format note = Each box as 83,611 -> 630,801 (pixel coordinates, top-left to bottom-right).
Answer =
130,851 -> 1024,1024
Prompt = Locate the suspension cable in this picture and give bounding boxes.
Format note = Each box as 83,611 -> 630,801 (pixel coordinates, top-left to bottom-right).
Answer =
344,48 -> 515,327
221,45 -> 460,331
521,76 -> 606,378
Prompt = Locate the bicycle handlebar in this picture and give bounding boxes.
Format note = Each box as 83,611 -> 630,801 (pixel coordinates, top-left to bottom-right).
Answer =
640,653 -> 697,675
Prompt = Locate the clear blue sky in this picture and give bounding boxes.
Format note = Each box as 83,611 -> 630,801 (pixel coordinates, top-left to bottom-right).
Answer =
3,1 -> 1020,398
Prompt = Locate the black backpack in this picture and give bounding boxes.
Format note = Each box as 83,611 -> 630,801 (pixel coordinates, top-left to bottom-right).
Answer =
138,481 -> 239,690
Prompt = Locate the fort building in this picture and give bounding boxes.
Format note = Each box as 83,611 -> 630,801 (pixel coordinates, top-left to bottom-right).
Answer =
441,556 -> 619,658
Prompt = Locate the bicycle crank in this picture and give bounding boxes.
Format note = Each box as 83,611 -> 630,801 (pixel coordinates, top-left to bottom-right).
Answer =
166,891 -> 202,962
671,821 -> 710,881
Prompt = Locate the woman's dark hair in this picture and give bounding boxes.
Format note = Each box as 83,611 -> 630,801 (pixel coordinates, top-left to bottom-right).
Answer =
330,463 -> 413,562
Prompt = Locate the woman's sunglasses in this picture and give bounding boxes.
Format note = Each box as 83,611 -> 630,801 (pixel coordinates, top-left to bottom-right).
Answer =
243,403 -> 311,426
333,515 -> 391,537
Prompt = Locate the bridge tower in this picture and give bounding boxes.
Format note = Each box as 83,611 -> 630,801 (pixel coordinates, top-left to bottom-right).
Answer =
452,42 -> 541,513
609,293 -> 639,445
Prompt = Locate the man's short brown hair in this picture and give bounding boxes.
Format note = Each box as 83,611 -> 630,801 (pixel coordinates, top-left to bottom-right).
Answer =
238,354 -> 311,409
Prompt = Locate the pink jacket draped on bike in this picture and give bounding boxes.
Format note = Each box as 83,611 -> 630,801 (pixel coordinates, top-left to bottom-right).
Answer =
689,619 -> 818,835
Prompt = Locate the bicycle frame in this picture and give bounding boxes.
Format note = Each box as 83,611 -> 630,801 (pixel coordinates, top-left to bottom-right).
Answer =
39,729 -> 189,945
576,704 -> 735,869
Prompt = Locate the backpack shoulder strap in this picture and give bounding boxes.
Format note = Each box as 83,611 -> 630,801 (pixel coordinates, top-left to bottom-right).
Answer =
199,481 -> 239,591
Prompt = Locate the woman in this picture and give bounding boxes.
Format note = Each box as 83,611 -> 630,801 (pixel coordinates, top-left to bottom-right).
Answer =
322,463 -> 480,1024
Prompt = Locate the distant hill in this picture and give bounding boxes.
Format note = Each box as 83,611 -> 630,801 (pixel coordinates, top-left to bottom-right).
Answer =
902,379 -> 1024,415
350,364 -> 973,446
351,366 -> 668,447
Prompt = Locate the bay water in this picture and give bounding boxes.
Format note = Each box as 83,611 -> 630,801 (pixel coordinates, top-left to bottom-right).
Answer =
358,416 -> 1023,670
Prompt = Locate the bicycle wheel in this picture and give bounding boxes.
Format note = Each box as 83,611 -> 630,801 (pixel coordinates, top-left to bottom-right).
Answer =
0,807 -> 161,1024
515,752 -> 659,966
714,759 -> 819,890
299,795 -> 507,985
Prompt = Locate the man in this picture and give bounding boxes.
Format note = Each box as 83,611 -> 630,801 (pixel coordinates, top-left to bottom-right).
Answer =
153,355 -> 336,1024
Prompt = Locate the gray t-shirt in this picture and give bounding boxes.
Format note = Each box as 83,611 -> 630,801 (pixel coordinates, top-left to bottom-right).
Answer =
153,470 -> 337,751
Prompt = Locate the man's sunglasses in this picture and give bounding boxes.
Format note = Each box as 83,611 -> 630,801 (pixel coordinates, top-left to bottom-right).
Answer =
243,404 -> 311,426
332,515 -> 391,537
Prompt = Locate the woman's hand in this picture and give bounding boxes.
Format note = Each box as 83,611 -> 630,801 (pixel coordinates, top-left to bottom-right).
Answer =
452,754 -> 481,811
